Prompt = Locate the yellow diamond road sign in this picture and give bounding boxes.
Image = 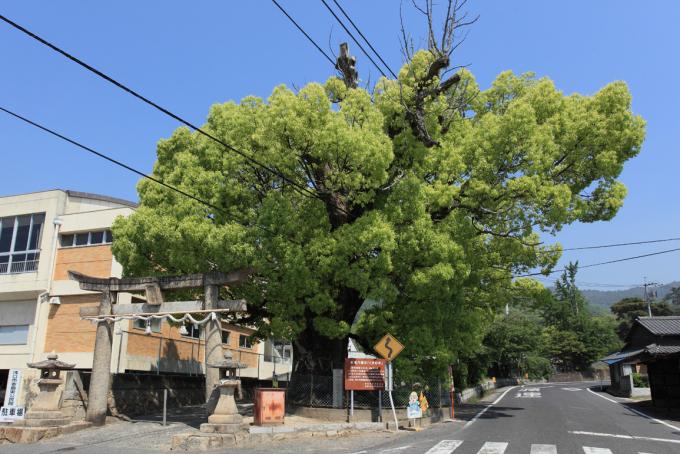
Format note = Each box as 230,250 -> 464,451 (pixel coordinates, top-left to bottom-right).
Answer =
374,333 -> 404,361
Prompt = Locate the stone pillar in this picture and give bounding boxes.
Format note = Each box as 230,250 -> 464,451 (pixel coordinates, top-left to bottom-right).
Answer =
86,290 -> 114,425
204,282 -> 222,414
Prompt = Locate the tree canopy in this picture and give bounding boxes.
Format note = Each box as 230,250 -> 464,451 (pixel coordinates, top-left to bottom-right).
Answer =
611,297 -> 674,340
112,46 -> 645,376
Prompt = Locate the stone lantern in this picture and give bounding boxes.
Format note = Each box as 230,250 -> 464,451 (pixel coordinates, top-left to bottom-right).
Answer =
23,352 -> 75,427
200,349 -> 247,434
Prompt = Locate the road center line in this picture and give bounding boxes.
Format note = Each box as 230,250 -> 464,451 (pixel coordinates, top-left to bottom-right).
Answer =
586,388 -> 680,432
463,386 -> 517,429
570,430 -> 680,445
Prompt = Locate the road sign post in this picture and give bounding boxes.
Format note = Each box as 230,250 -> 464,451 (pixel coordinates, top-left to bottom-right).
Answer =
374,334 -> 404,432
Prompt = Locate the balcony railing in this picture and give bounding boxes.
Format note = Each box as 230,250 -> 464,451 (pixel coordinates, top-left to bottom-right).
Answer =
0,251 -> 40,274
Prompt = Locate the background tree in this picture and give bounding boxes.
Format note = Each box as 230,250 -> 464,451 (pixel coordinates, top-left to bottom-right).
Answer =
662,286 -> 680,307
112,2 -> 645,377
610,297 -> 674,340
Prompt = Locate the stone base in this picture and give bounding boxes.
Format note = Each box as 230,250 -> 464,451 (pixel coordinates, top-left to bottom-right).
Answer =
207,413 -> 242,425
200,423 -> 241,434
16,410 -> 71,428
171,431 -> 248,451
0,421 -> 91,444
20,418 -> 71,427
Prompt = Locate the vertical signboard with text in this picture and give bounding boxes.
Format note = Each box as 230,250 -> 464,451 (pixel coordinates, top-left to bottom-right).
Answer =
0,368 -> 25,421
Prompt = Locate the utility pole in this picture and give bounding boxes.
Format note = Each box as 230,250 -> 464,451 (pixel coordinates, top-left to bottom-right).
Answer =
643,277 -> 659,317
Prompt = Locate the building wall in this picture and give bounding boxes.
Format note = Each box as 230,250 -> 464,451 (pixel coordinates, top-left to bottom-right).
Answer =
0,191 -> 65,382
648,357 -> 680,408
0,190 -> 65,298
124,321 -> 263,376
43,294 -> 99,367
53,245 -> 113,281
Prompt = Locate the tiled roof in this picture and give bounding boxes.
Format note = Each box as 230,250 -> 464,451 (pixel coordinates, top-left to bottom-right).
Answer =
646,343 -> 680,356
637,317 -> 680,336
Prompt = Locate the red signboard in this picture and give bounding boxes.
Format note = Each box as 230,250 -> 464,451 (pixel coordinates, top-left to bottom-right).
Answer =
344,358 -> 386,391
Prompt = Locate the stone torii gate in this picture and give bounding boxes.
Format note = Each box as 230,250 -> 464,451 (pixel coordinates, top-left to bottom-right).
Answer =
70,269 -> 251,425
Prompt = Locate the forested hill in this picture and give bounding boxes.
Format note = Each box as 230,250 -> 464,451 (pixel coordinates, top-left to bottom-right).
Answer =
581,281 -> 680,310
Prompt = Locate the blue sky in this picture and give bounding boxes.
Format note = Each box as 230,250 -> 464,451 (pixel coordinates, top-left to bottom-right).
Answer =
1,1 -> 679,289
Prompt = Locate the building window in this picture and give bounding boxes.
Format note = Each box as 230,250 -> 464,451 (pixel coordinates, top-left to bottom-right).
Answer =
221,330 -> 230,344
181,323 -> 200,339
133,318 -> 161,333
0,325 -> 30,345
0,213 -> 44,274
239,335 -> 253,349
60,230 -> 112,248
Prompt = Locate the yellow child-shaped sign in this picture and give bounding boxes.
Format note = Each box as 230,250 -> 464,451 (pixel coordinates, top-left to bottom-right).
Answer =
419,391 -> 429,414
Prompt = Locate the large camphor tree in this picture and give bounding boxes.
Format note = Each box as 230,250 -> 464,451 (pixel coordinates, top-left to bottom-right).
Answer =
112,3 -> 645,377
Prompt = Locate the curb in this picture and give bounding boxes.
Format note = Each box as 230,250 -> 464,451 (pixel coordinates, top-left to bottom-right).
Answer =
171,422 -> 387,451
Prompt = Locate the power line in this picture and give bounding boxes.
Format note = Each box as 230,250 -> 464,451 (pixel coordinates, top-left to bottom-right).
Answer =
271,0 -> 335,66
0,13 -> 322,205
0,106 -> 222,213
545,237 -> 680,252
330,0 -> 398,78
319,0 -> 389,78
515,247 -> 680,278
0,105 -> 293,242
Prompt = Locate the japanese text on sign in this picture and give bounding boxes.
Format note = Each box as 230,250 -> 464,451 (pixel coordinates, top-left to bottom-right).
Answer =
344,358 -> 386,391
3,369 -> 22,407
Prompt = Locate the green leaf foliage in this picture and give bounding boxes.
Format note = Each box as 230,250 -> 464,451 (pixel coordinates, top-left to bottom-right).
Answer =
112,50 -> 644,377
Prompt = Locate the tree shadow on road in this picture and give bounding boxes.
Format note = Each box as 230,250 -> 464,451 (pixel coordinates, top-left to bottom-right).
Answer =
454,402 -> 523,421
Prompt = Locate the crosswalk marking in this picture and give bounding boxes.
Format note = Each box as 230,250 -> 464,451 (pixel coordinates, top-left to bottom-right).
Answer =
365,440 -> 661,454
477,442 -> 508,453
582,448 -> 613,454
423,440 -> 464,454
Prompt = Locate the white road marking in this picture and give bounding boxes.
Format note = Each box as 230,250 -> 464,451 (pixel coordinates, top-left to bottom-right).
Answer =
476,441 -> 508,453
530,444 -> 557,453
561,387 -> 581,391
586,388 -> 680,432
570,430 -> 680,444
348,451 -> 367,454
424,440 -> 464,453
582,448 -> 612,454
464,386 -> 517,428
515,391 -> 541,398
525,388 -> 540,392
379,446 -> 412,453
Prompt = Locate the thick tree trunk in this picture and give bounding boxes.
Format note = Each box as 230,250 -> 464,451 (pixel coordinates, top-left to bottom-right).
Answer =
292,286 -> 363,375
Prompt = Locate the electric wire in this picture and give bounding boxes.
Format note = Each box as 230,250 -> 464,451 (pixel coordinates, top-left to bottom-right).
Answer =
330,0 -> 398,78
319,0 -> 389,78
271,0 -> 336,66
515,247 -> 680,278
0,105 -> 296,243
558,237 -> 680,251
0,13 -> 323,205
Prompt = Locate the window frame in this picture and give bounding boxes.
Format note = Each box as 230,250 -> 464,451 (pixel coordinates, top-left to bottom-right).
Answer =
181,322 -> 201,340
60,229 -> 113,248
239,334 -> 253,349
0,325 -> 30,345
132,318 -> 161,333
221,330 -> 231,345
0,213 -> 44,275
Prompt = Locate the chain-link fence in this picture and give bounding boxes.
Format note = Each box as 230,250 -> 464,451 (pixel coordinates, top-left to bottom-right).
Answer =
285,373 -> 516,409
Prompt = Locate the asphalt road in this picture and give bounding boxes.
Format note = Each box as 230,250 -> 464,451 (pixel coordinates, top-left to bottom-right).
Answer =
4,382 -> 680,453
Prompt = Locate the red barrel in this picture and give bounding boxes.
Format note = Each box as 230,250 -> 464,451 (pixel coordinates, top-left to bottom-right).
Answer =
254,388 -> 285,425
